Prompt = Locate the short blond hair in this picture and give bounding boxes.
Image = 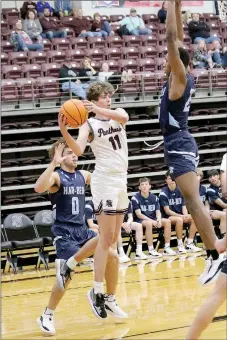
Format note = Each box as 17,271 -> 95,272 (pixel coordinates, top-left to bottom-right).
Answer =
48,138 -> 68,160
86,82 -> 114,101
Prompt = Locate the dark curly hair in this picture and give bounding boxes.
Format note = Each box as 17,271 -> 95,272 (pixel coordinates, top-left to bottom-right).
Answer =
86,82 -> 114,101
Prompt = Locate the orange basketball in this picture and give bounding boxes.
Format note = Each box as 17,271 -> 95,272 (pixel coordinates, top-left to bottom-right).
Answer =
60,99 -> 88,128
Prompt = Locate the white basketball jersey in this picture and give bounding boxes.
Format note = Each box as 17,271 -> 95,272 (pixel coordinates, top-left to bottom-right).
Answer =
88,117 -> 128,174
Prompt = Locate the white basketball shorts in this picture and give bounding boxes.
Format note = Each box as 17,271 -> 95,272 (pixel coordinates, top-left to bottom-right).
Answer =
91,171 -> 128,215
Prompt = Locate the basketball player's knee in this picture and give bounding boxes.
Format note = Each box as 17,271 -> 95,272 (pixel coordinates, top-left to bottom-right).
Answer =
101,234 -> 115,249
163,219 -> 171,228
108,248 -> 119,264
184,197 -> 201,214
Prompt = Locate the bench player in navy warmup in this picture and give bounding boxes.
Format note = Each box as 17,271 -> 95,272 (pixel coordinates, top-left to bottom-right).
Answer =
35,139 -> 126,335
159,0 -> 223,284
132,177 -> 176,257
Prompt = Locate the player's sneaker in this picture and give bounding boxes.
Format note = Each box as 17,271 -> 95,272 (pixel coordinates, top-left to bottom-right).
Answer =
198,257 -> 212,284
177,245 -> 187,254
55,259 -> 72,290
135,251 -> 148,260
163,247 -> 177,256
149,249 -> 162,258
119,254 -> 131,263
37,309 -> 56,335
87,288 -> 107,319
202,254 -> 225,285
104,294 -> 128,319
186,243 -> 202,253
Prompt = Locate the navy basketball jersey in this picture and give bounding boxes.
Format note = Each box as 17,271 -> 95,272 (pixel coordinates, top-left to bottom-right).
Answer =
50,169 -> 85,226
206,184 -> 227,211
85,200 -> 97,226
159,185 -> 184,217
131,192 -> 160,220
159,74 -> 195,136
199,184 -> 207,205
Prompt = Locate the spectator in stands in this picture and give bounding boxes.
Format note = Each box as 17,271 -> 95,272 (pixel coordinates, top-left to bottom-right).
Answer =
23,10 -> 43,44
36,0 -> 53,17
220,153 -> 227,199
40,7 -> 67,40
10,20 -> 44,52
159,171 -> 201,253
207,170 -> 227,212
119,8 -> 152,36
77,56 -> 98,84
20,0 -> 37,20
192,40 -> 214,69
85,200 -> 99,234
59,56 -> 89,100
68,9 -> 101,37
54,0 -> 72,17
197,169 -> 226,238
188,13 -> 220,44
131,177 -> 176,257
98,62 -> 132,90
209,40 -> 227,68
91,12 -> 113,38
158,2 -> 168,24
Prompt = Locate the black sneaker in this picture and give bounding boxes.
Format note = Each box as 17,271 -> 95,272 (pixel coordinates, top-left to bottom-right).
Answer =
87,288 -> 107,319
55,259 -> 72,290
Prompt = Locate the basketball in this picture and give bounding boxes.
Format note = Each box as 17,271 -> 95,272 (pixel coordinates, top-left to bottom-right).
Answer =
60,99 -> 88,128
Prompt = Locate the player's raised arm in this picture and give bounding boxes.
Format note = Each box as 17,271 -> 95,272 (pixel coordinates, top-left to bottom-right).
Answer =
175,0 -> 184,43
58,113 -> 90,156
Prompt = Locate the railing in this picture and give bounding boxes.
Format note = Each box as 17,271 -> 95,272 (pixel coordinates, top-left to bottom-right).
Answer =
1,69 -> 227,112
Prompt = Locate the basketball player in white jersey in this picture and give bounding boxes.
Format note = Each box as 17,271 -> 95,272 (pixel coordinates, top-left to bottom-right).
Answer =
58,82 -> 128,319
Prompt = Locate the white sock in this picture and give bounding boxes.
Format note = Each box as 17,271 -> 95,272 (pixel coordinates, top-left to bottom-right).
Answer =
94,281 -> 104,295
66,256 -> 78,270
148,245 -> 154,252
187,238 -> 194,245
165,243 -> 170,248
118,246 -> 125,256
177,239 -> 183,246
45,307 -> 54,315
136,245 -> 142,253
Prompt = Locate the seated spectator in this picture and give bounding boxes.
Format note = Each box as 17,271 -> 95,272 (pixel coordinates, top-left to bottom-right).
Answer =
36,0 -> 53,17
159,171 -> 201,253
158,1 -> 168,24
10,20 -> 44,52
131,177 -> 175,257
188,13 -> 220,44
119,8 -> 152,36
20,0 -> 37,19
85,200 -> 99,234
91,12 -> 113,38
98,62 -> 132,89
209,40 -> 227,68
23,10 -> 43,44
68,9 -> 101,38
54,0 -> 72,17
40,7 -> 67,40
192,39 -> 214,68
207,170 -> 227,212
197,169 -> 226,238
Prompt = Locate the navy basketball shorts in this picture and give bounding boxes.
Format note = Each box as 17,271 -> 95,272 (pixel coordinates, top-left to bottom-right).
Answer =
221,258 -> 227,275
164,130 -> 199,179
52,224 -> 97,260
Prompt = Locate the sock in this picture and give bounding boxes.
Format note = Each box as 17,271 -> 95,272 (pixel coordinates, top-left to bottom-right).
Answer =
118,246 -> 125,256
210,249 -> 219,261
136,245 -> 142,253
177,239 -> 183,246
45,307 -> 54,315
66,256 -> 78,270
106,294 -> 115,302
94,281 -> 104,295
165,243 -> 170,248
148,245 -> 154,252
187,238 -> 194,245
206,249 -> 211,258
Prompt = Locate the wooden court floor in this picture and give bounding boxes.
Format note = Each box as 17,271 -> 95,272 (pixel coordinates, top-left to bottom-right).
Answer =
2,254 -> 227,340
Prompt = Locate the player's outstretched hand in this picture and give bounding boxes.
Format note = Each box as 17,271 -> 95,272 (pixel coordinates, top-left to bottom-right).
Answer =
58,112 -> 69,133
215,236 -> 227,254
83,100 -> 97,113
53,143 -> 67,166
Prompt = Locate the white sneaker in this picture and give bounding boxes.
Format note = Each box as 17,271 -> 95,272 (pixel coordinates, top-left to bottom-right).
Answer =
149,249 -> 162,258
177,245 -> 187,254
135,251 -> 148,260
202,254 -> 225,285
119,254 -> 131,264
105,295 -> 128,319
186,243 -> 202,253
163,247 -> 177,256
37,310 -> 56,335
198,257 -> 212,284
